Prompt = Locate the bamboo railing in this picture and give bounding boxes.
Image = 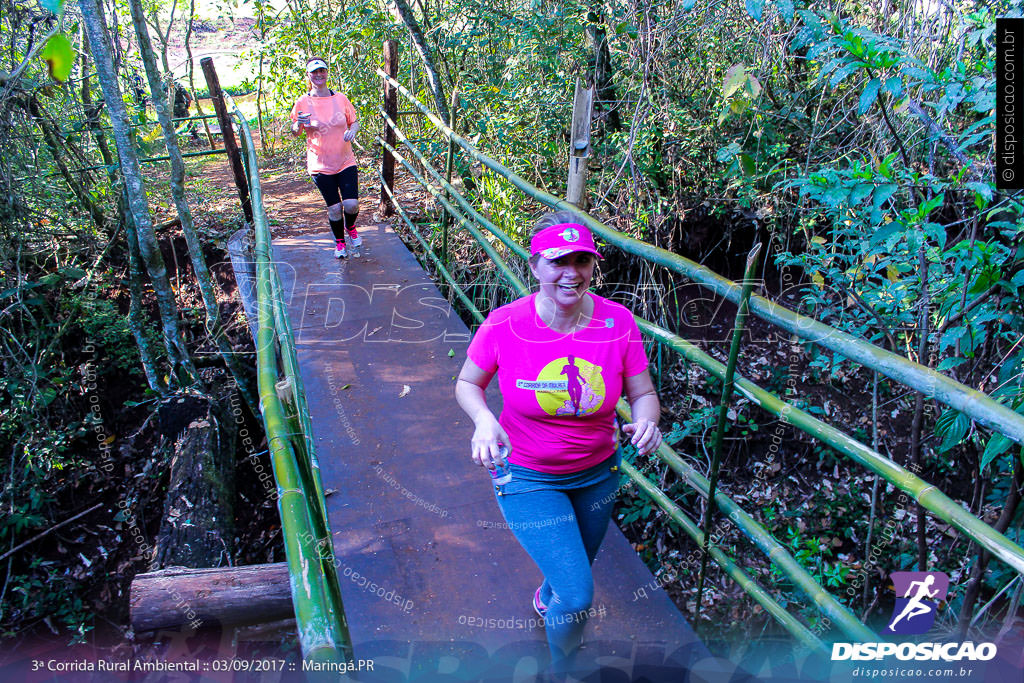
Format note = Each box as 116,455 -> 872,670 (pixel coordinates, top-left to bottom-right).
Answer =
375,69 -> 1024,647
376,69 -> 1024,449
227,98 -> 352,661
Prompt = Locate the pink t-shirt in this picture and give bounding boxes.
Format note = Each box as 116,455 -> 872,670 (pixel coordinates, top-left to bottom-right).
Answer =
467,293 -> 650,474
291,92 -> 358,175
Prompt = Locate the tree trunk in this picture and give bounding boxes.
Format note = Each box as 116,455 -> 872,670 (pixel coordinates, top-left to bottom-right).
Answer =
184,0 -> 215,149
79,24 -> 115,170
123,196 -> 167,393
908,245 -> 930,570
79,0 -> 198,387
151,395 -> 236,570
129,0 -> 259,418
585,4 -> 621,132
380,39 -> 399,216
391,0 -> 451,125
201,58 -> 253,223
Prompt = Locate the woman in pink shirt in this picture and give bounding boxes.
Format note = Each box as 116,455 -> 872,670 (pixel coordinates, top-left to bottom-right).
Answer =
290,58 -> 362,259
455,210 -> 663,678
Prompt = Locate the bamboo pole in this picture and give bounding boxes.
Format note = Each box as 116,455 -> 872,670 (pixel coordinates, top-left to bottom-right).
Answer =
32,148 -> 226,179
618,401 -> 876,641
376,69 -> 1024,447
443,87 -> 459,269
231,94 -> 339,548
375,168 -> 485,324
378,102 -> 1024,582
620,460 -> 827,653
566,78 -> 594,208
695,243 -> 762,618
381,125 -> 878,639
634,319 -> 1024,578
379,109 -> 528,260
377,136 -> 528,294
232,100 -> 351,662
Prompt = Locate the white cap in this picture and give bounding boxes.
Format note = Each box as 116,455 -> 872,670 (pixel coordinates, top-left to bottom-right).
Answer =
306,59 -> 327,73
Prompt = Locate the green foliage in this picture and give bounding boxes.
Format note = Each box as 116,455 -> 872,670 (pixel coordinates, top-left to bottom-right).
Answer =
782,527 -> 849,589
77,296 -> 142,374
41,34 -> 75,82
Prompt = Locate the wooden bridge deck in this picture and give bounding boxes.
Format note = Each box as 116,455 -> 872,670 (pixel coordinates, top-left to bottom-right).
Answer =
275,219 -> 718,681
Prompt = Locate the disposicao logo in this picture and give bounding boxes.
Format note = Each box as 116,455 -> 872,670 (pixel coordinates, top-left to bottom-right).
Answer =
559,227 -> 580,242
884,571 -> 948,635
831,571 -> 997,663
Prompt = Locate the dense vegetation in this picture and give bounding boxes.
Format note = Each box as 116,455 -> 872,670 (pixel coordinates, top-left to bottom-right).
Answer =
0,0 -> 1019,658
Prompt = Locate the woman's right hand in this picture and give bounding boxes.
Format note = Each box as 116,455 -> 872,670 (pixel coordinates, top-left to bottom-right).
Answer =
470,414 -> 510,471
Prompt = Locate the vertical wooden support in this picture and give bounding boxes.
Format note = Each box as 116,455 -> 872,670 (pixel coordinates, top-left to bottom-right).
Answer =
442,88 -> 459,269
695,242 -> 762,618
566,79 -> 595,208
380,39 -> 399,216
201,57 -> 252,224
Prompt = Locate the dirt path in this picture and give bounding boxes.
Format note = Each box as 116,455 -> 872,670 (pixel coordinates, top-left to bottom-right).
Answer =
186,140 -> 378,239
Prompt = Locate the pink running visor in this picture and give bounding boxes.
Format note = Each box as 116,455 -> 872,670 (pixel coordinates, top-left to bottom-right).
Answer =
529,223 -> 603,260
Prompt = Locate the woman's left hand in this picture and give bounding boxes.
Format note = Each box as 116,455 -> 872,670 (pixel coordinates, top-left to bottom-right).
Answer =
343,121 -> 360,142
622,419 -> 662,456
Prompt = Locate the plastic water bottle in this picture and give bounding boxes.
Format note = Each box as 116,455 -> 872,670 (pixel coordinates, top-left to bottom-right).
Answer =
490,445 -> 512,486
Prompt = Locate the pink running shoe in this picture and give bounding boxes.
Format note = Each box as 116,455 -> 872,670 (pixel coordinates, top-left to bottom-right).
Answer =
533,586 -> 548,618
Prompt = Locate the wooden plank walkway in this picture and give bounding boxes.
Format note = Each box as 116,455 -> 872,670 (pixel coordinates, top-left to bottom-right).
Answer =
275,220 -> 716,681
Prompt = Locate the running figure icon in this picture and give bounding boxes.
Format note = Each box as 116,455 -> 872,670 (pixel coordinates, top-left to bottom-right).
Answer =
561,355 -> 584,415
888,574 -> 939,632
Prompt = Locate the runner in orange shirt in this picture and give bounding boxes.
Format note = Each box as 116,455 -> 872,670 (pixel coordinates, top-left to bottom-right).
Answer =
291,58 -> 362,258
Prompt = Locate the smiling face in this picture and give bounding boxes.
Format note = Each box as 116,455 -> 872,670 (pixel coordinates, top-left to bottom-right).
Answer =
307,67 -> 328,90
530,251 -> 596,308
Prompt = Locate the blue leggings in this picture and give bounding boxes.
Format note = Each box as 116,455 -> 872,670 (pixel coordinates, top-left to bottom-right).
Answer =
494,466 -> 620,674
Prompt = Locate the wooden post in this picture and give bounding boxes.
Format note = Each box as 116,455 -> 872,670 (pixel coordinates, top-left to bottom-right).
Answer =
566,79 -> 595,208
201,57 -> 252,224
442,88 -> 459,269
380,39 -> 399,216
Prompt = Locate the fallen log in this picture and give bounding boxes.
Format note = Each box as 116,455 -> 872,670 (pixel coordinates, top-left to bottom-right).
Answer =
154,216 -> 181,231
130,563 -> 291,632
151,394 -> 235,570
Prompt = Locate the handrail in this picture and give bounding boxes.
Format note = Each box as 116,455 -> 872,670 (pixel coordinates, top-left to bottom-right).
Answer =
374,132 -> 829,647
375,132 -> 874,642
376,68 -> 1024,448
619,460 -> 828,652
376,82 -> 1024,643
376,169 -> 486,324
226,99 -> 352,661
376,120 -> 1024,578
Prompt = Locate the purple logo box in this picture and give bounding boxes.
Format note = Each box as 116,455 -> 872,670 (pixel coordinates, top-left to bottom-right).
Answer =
883,571 -> 949,635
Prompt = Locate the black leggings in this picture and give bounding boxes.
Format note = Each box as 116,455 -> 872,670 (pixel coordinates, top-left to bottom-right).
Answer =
312,165 -> 358,206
